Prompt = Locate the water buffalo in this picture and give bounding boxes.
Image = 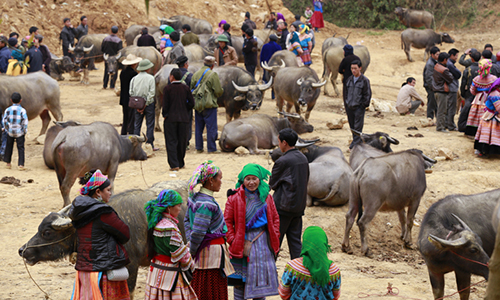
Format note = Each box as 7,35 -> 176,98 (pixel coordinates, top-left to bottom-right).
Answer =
43,121 -> 80,169
52,122 -> 148,206
394,7 -> 435,29
219,113 -> 314,154
254,29 -> 278,44
270,143 -> 353,206
199,34 -> 219,49
124,25 -> 161,46
342,149 -> 427,256
213,65 -> 273,123
0,72 -> 63,136
417,189 -> 500,300
69,33 -> 106,84
401,29 -> 455,62
322,45 -> 370,96
118,46 -> 163,75
49,55 -> 75,81
486,201 -> 500,299
274,67 -> 326,121
321,34 -> 349,57
159,15 -> 212,34
349,130 -> 399,170
183,43 -> 211,64
19,180 -> 188,296
261,50 -> 297,82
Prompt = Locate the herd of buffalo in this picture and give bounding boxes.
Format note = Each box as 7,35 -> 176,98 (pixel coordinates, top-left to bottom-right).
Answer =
7,9 -> 500,300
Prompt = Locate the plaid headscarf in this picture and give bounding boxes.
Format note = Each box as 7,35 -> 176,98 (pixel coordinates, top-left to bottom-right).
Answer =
235,163 -> 271,203
479,59 -> 492,78
144,189 -> 183,230
187,161 -> 220,198
301,226 -> 333,287
80,170 -> 110,196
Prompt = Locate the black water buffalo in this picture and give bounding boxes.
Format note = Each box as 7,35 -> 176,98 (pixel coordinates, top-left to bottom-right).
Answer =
0,72 -> 63,136
52,122 -> 148,206
321,34 -> 349,56
417,189 -> 500,300
394,7 -> 435,29
43,121 -> 80,169
349,130 -> 399,170
124,25 -> 161,46
69,33 -> 106,84
213,66 -> 273,123
49,55 -> 75,81
274,67 -> 326,121
401,29 -> 455,62
270,143 -> 353,206
160,15 -> 212,34
219,113 -> 313,154
19,180 -> 188,295
342,149 -> 427,256
261,50 -> 298,82
322,45 -> 370,96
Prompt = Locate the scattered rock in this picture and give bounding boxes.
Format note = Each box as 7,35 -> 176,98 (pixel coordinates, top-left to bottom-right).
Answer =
407,126 -> 418,130
372,111 -> 384,118
326,118 -> 348,130
434,156 -> 446,162
234,146 -> 249,155
0,176 -> 21,187
408,133 -> 424,138
368,98 -> 396,113
438,148 -> 455,160
419,118 -> 435,127
36,134 -> 46,145
143,143 -> 154,158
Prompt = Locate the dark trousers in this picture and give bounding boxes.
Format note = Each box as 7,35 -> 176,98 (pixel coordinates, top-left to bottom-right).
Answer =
409,100 -> 422,114
447,92 -> 457,130
4,135 -> 25,166
121,105 -> 135,135
278,214 -> 303,259
426,87 -> 437,119
435,92 -> 449,131
103,63 -> 118,89
62,46 -> 74,61
458,97 -> 473,132
245,64 -> 256,78
164,121 -> 189,169
195,108 -> 218,152
134,103 -> 155,147
0,116 -> 6,156
187,109 -> 193,146
345,104 -> 366,148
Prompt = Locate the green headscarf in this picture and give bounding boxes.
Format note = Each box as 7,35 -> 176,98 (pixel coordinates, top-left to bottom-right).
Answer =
163,26 -> 175,35
301,226 -> 333,287
144,189 -> 183,230
235,163 -> 271,203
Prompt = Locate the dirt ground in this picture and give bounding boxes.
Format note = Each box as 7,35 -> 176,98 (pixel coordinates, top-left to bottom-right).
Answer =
3,24 -> 500,299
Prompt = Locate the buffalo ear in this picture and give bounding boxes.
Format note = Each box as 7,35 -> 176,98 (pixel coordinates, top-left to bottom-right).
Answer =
379,136 -> 387,148
300,148 -> 309,154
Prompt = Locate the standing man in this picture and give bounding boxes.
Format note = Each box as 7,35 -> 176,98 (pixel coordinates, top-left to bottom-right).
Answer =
75,16 -> 88,41
260,34 -> 281,99
166,31 -> 185,65
483,50 -> 500,77
190,56 -> 224,153
458,50 -> 481,132
60,18 -> 76,60
130,59 -> 157,151
101,25 -> 123,89
432,52 -> 454,133
338,44 -> 360,102
0,36 -> 11,73
137,27 -> 156,48
242,28 -> 258,77
222,23 -> 232,47
446,48 -> 461,131
277,20 -> 289,50
24,36 -> 43,73
119,54 -> 141,135
265,12 -> 277,30
423,46 -> 440,121
269,128 -> 309,259
344,60 -> 371,148
37,35 -> 52,75
485,44 -> 496,63
174,56 -> 194,147
181,24 -> 200,46
28,26 -> 39,39
214,35 -> 238,66
243,12 -> 257,29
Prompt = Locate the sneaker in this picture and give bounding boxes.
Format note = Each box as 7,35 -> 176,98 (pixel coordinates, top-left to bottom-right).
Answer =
196,149 -> 204,153
169,167 -> 179,171
18,166 -> 27,171
152,147 -> 160,152
208,150 -> 221,154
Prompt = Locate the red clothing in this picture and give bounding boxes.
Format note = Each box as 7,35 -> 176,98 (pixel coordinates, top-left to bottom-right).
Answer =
224,187 -> 280,259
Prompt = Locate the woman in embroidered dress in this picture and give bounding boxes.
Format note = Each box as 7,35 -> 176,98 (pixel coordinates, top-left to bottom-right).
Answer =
185,161 -> 234,300
160,25 -> 175,54
297,24 -> 312,67
474,78 -> 500,157
224,163 -> 280,300
466,59 -> 497,138
144,189 -> 197,299
279,226 -> 341,300
288,24 -> 303,67
70,169 -> 131,300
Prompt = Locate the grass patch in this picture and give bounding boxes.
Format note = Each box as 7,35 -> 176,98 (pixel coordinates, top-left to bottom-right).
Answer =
365,30 -> 384,36
485,10 -> 494,17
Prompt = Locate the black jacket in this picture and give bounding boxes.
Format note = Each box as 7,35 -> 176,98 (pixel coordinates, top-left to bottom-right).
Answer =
75,24 -> 88,41
60,26 -> 76,48
460,62 -> 480,100
279,29 -> 289,51
25,46 -> 44,73
222,31 -> 232,47
243,36 -> 258,66
269,148 -> 309,216
162,82 -> 195,122
423,57 -> 437,89
70,195 -> 130,272
101,34 -> 123,55
338,54 -> 361,85
137,34 -> 157,48
345,74 -> 371,109
120,66 -> 138,106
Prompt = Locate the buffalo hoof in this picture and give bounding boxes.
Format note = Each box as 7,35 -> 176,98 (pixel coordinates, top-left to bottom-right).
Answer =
155,127 -> 162,132
364,249 -> 373,258
341,245 -> 353,254
404,242 -> 415,250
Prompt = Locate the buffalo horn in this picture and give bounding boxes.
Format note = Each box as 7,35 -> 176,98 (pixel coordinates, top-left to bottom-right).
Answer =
68,45 -> 75,52
451,214 -> 473,232
285,112 -> 300,119
350,128 -> 363,137
300,138 -> 320,143
232,81 -> 249,92
258,77 -> 273,91
295,141 -> 315,148
51,205 -> 73,229
261,61 -> 273,71
428,234 -> 468,249
387,136 -> 400,145
346,33 -> 350,40
311,80 -> 327,88
332,32 -> 337,38
52,57 -> 63,61
141,132 -> 148,143
157,16 -> 162,21
83,45 -> 94,53
279,59 -> 286,68
421,153 -> 437,164
115,52 -> 122,60
103,53 -> 109,61
296,78 -> 304,86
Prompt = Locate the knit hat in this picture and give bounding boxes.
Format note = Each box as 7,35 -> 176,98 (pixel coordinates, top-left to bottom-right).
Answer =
80,170 -> 111,196
301,226 -> 333,287
217,34 -> 229,43
245,12 -> 250,18
111,26 -> 119,33
235,164 -> 271,203
170,31 -> 180,42
136,58 -> 154,71
8,37 -> 17,47
269,34 -> 278,42
144,189 -> 183,230
343,44 -> 354,56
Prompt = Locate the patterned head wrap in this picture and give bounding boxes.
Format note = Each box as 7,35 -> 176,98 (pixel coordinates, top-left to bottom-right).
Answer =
80,170 -> 110,196
301,226 -> 333,287
187,161 -> 220,198
144,189 -> 183,230
299,24 -> 309,34
479,59 -> 492,78
235,163 -> 271,203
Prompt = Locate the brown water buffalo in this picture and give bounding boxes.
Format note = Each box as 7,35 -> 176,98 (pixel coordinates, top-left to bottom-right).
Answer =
321,34 -> 349,56
418,189 -> 500,300
19,180 -> 188,295
274,67 -> 326,121
124,25 -> 161,46
69,33 -> 106,84
394,7 -> 435,29
322,45 -> 370,96
43,121 -> 80,169
219,113 -> 313,154
0,72 -> 63,136
401,29 -> 455,62
342,149 -> 427,256
52,122 -> 148,206
159,16 -> 212,34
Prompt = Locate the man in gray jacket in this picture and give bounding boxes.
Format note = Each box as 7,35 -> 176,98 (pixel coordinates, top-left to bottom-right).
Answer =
446,48 -> 461,131
423,46 -> 440,121
433,52 -> 454,132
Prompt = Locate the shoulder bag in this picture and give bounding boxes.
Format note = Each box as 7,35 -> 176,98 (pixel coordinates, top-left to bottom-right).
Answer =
128,96 -> 146,110
107,266 -> 129,281
243,230 -> 265,257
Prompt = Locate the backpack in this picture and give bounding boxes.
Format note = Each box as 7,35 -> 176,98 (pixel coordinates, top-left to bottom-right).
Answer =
192,70 -> 216,112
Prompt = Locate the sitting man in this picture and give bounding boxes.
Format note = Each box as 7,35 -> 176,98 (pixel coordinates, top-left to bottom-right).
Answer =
396,77 -> 425,115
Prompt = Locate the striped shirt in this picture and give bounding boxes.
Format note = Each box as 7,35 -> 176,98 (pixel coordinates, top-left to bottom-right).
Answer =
2,103 -> 28,138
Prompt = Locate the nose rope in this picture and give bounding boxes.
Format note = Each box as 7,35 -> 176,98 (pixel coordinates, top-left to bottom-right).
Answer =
449,250 -> 489,267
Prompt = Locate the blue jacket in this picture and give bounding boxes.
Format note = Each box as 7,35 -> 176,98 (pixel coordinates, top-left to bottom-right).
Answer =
0,46 -> 12,73
260,41 -> 282,64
